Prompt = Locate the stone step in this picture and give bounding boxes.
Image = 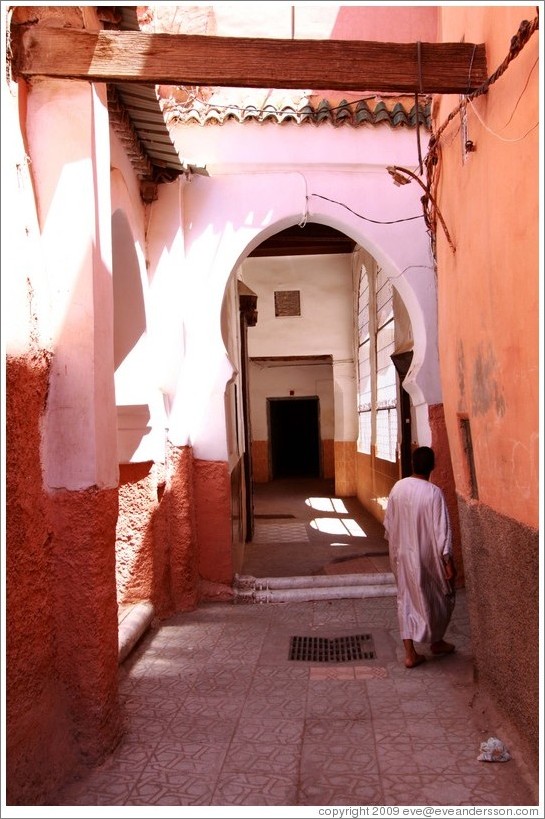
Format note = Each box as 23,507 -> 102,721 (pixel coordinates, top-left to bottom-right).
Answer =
233,573 -> 397,604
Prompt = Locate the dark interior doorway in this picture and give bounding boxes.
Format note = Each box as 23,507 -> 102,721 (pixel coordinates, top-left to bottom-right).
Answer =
269,397 -> 320,478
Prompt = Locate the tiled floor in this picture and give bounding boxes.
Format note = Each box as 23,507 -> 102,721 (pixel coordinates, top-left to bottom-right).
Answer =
53,592 -> 537,808
52,479 -> 538,809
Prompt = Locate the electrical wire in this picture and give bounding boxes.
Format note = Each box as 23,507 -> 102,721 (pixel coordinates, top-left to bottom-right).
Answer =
309,193 -> 424,225
502,56 -> 538,127
464,53 -> 538,143
467,97 -> 538,142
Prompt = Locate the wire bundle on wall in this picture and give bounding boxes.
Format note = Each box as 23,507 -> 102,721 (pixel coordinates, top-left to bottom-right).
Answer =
422,13 -> 539,260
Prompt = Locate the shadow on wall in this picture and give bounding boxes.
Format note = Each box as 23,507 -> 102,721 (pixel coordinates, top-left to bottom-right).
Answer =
116,451 -> 199,617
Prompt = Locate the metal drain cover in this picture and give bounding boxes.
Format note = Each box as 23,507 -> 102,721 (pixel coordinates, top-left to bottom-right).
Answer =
289,633 -> 376,663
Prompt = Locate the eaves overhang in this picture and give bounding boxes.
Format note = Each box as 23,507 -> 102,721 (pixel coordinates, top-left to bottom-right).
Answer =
105,6 -> 187,186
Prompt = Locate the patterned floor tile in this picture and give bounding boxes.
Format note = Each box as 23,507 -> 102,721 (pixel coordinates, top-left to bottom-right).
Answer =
127,772 -> 216,805
122,694 -> 189,724
375,736 -> 420,774
410,736 -> 472,775
231,717 -> 304,744
380,772 -> 427,805
253,664 -> 309,681
306,689 -> 372,719
372,721 -> 411,745
180,693 -> 247,720
146,739 -> 229,777
252,522 -> 309,543
167,714 -> 239,744
211,772 -> 298,806
298,773 -> 383,806
367,698 -> 406,721
304,718 -> 375,745
193,668 -> 254,696
222,740 -> 300,775
242,693 -> 307,720
120,671 -> 199,699
417,772 -> 535,806
55,770 -> 137,806
301,741 -> 379,776
248,678 -> 308,700
49,587 -> 536,809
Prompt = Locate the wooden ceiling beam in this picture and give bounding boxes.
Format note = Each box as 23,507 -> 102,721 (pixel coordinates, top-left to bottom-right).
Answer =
11,26 -> 488,94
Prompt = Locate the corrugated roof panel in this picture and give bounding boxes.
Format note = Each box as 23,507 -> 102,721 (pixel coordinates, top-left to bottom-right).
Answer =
107,10 -> 185,179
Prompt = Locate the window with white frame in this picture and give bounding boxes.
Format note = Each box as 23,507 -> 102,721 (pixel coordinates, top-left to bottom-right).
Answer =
357,262 -> 398,462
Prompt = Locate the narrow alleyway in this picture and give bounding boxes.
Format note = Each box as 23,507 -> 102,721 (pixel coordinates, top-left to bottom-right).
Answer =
52,595 -> 536,807
52,480 -> 537,810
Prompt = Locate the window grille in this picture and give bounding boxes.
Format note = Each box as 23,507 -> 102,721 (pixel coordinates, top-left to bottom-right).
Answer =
274,290 -> 301,317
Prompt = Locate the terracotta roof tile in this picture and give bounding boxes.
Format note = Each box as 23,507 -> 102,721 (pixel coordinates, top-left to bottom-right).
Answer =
163,96 -> 432,130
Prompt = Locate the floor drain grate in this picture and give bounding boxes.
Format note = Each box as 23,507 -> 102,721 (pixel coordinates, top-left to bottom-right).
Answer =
289,634 -> 376,663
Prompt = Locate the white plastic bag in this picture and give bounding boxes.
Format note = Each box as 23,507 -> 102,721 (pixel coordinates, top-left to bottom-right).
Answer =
477,736 -> 511,762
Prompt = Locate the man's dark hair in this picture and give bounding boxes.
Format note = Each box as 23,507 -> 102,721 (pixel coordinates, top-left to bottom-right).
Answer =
412,446 -> 435,476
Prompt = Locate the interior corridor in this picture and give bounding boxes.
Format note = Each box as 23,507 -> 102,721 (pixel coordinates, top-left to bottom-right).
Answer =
242,478 -> 391,579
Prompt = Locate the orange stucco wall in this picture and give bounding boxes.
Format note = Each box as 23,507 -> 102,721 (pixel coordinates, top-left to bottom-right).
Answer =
7,353 -> 122,805
434,5 -> 539,772
435,5 -> 539,528
7,353 -> 79,804
194,459 -> 233,586
428,404 -> 464,586
251,440 -> 270,483
116,462 -> 173,614
334,440 -> 357,497
322,438 -> 335,480
116,449 -> 234,613
355,450 -> 399,523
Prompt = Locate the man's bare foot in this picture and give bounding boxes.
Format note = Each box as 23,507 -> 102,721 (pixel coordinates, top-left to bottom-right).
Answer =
430,640 -> 455,655
405,653 -> 426,668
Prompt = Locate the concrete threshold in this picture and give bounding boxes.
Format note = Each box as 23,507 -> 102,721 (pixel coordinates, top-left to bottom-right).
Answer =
233,572 -> 397,603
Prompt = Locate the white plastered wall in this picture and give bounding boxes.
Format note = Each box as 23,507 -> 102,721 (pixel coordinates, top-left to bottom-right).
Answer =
25,79 -> 118,490
110,130 -> 169,464
241,254 -> 352,442
146,121 -> 441,461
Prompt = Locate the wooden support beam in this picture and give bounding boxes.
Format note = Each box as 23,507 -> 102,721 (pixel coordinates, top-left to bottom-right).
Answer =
11,27 -> 488,94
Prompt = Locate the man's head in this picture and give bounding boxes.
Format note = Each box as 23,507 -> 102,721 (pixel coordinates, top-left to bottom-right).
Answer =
412,446 -> 435,477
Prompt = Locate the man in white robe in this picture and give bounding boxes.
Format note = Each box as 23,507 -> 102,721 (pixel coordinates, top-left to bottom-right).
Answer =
384,446 -> 456,668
